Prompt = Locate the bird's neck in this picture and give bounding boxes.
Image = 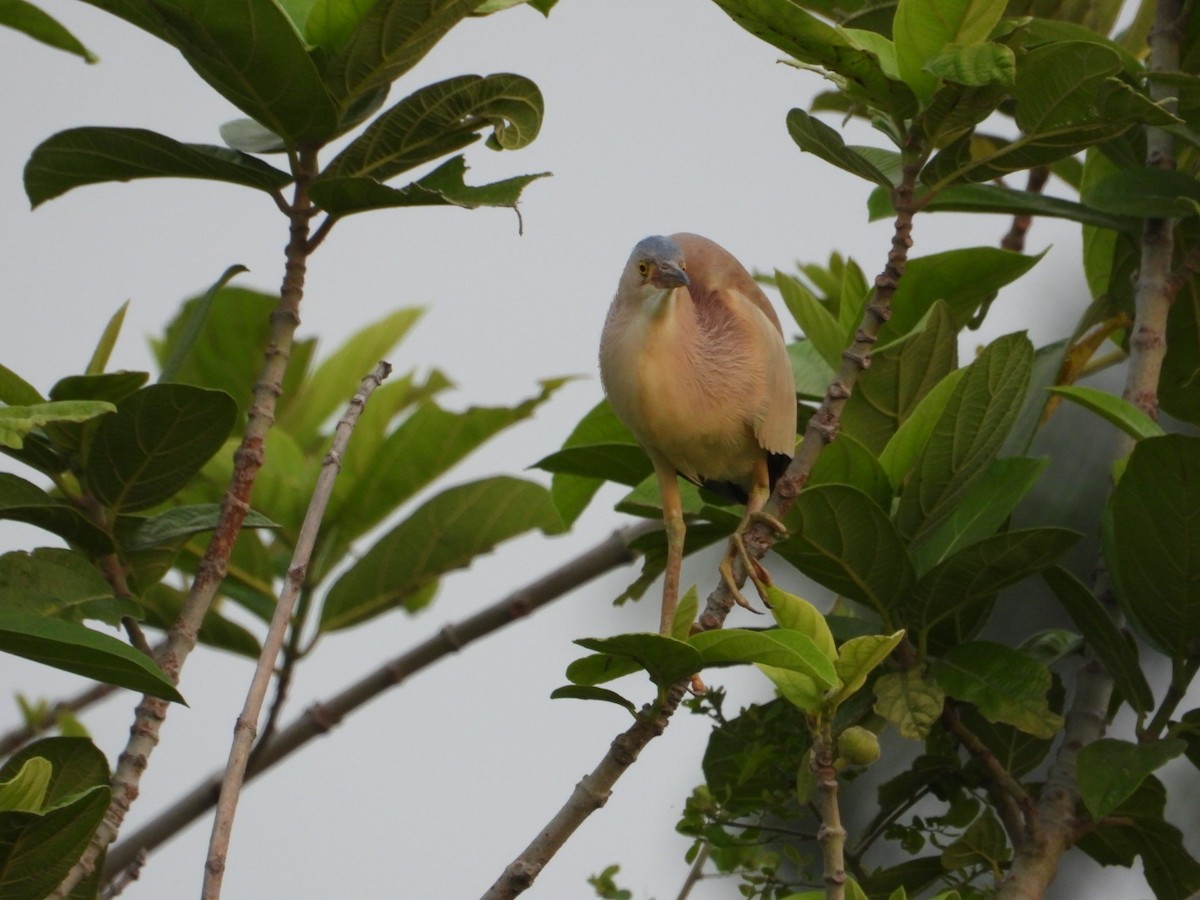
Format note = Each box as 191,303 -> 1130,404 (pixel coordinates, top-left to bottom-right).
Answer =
641,286 -> 684,320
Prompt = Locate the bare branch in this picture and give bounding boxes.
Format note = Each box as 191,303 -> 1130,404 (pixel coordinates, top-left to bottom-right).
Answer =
101,521 -> 653,885
202,362 -> 392,899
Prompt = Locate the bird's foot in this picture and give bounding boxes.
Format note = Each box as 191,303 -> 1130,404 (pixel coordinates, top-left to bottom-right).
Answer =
719,511 -> 788,612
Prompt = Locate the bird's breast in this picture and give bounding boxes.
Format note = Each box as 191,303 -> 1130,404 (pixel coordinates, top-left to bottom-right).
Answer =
601,295 -> 764,485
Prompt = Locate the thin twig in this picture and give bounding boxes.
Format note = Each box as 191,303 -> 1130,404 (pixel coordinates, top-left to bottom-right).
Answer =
52,146 -> 323,898
675,841 -> 710,900
999,5 -> 1183,895
484,150 -> 926,900
101,521 -> 653,885
100,849 -> 144,899
201,362 -> 391,899
942,703 -> 1034,847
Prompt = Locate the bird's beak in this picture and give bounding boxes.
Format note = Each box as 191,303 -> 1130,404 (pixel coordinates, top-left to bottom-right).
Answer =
651,262 -> 689,289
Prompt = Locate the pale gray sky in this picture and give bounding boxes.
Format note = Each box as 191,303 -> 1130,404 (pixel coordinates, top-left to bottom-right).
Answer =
0,2 -> 1144,898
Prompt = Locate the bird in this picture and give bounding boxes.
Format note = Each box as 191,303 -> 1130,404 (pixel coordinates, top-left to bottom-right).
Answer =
599,233 -> 797,635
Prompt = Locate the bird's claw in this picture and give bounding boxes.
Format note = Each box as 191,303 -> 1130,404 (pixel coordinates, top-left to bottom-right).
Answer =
720,510 -> 789,613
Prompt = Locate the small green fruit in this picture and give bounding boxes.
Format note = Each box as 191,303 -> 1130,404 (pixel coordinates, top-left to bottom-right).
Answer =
838,726 -> 881,766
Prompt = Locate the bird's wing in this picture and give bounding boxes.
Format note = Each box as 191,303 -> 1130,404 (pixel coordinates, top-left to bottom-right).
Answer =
734,286 -> 797,458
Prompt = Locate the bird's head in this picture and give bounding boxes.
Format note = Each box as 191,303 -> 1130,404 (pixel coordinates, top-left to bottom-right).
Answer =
629,235 -> 690,290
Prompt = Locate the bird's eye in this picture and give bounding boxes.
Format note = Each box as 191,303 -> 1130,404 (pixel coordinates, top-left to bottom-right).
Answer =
679,262 -> 687,271
637,262 -> 650,277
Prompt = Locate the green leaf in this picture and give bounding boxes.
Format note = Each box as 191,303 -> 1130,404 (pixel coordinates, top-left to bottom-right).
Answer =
1082,166 -> 1200,219
1013,41 -> 1122,133
323,0 -> 480,105
899,182 -> 1135,232
121,504 -> 278,553
765,585 -> 836,660
904,528 -> 1080,649
157,265 -> 249,385
1047,385 -> 1166,442
711,0 -> 916,117
0,365 -> 43,406
323,73 -> 543,183
940,808 -> 1010,870
788,340 -> 838,400
0,549 -> 135,624
1078,738 -> 1186,820
0,738 -> 109,809
138,583 -> 261,659
934,641 -> 1063,738
758,664 -> 823,713
311,155 -> 549,216
833,630 -> 905,704
785,109 -> 893,187
303,0 -> 376,50
1105,435 -> 1200,657
878,368 -> 966,489
894,0 -> 1007,101
319,476 -> 562,632
0,759 -> 50,813
534,399 -> 649,490
0,474 -> 113,555
910,457 -> 1048,574
874,668 -> 944,740
85,384 -> 237,514
0,0 -> 97,62
279,308 -> 423,445
1077,776 -> 1200,898
549,685 -> 637,715
0,784 -> 110,899
1162,275 -> 1200,426
118,0 -> 338,144
808,433 -> 893,512
775,270 -> 847,370
152,286 -> 315,421
327,380 -> 565,555
926,41 -> 1014,87
841,302 -> 957,453
689,628 -> 839,688
776,485 -> 914,621
24,127 -> 292,208
574,633 -> 701,688
86,301 -> 129,376
0,400 -> 115,450
0,613 -> 183,703
564,650 -> 640,687
671,586 -> 699,641
894,333 -> 1033,544
881,248 -> 1044,342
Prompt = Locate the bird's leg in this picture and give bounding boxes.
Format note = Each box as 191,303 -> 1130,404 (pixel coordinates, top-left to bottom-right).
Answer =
657,464 -> 687,636
719,458 -> 788,612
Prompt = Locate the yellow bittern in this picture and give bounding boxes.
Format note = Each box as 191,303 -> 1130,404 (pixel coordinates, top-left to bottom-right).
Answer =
599,233 -> 797,634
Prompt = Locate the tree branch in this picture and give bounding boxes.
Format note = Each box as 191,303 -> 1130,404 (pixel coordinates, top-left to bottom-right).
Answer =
101,521 -> 652,885
53,145 -> 323,898
814,719 -> 847,900
942,704 -> 1034,848
202,362 -> 391,899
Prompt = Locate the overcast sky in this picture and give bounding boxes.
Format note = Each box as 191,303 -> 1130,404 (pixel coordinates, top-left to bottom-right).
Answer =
0,2 -> 1156,898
